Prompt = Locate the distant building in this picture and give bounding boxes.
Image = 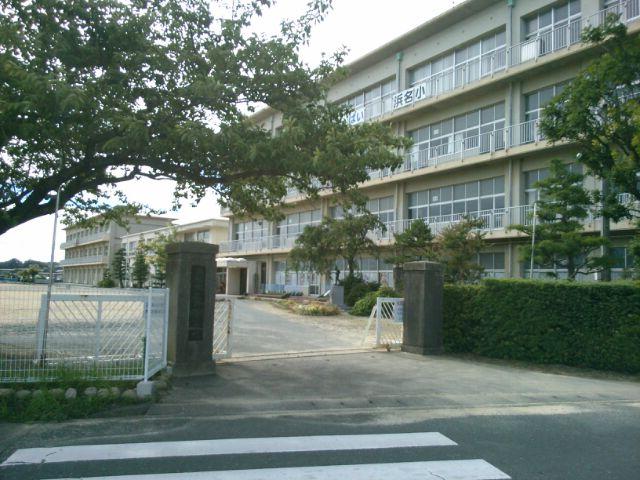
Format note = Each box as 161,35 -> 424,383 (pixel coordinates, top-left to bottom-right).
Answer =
120,217 -> 229,287
60,215 -> 174,285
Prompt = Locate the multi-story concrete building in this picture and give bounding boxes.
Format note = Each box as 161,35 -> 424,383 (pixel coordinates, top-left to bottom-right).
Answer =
220,0 -> 640,295
61,215 -> 174,285
121,218 -> 229,287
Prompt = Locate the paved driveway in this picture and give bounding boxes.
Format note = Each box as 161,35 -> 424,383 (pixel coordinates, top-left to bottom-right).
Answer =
231,299 -> 369,356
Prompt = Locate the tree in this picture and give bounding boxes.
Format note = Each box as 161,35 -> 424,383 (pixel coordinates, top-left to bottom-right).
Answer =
435,217 -> 486,284
289,211 -> 382,280
131,248 -> 149,289
18,264 -> 40,283
540,19 -> 640,209
144,229 -> 177,287
97,270 -> 116,288
0,0 -> 410,235
386,220 -> 435,266
510,159 -> 611,280
111,247 -> 127,288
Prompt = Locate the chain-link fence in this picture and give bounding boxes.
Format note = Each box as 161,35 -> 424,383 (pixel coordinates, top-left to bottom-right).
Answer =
0,283 -> 168,382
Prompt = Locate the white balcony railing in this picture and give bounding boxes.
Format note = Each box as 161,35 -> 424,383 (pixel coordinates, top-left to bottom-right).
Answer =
221,197 -> 639,255
60,255 -> 110,266
60,231 -> 110,249
588,0 -> 640,28
509,18 -> 583,67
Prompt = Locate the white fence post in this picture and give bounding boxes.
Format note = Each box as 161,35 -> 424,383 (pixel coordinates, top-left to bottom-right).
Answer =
375,297 -> 383,347
35,294 -> 49,362
143,287 -> 152,381
95,298 -> 103,361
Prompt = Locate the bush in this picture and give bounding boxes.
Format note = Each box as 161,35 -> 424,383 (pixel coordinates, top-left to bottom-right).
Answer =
350,286 -> 400,317
341,276 -> 379,307
443,279 -> 640,374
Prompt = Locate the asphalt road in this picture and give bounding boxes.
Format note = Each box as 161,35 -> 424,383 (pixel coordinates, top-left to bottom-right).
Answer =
1,351 -> 639,479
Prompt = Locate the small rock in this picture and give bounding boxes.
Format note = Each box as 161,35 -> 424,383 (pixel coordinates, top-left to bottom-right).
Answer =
15,390 -> 31,400
0,388 -> 14,398
64,388 -> 77,400
84,387 -> 97,397
32,389 -> 44,398
122,389 -> 137,401
50,388 -> 64,399
110,387 -> 121,398
97,388 -> 110,399
154,380 -> 168,391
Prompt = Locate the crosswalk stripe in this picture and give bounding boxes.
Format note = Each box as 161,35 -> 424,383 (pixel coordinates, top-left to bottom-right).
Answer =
1,432 -> 456,466
43,460 -> 511,480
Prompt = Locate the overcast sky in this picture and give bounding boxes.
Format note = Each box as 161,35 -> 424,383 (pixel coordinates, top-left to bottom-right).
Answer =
0,0 -> 463,262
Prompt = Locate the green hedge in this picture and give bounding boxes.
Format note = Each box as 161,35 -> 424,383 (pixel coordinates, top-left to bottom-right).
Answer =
444,279 -> 640,374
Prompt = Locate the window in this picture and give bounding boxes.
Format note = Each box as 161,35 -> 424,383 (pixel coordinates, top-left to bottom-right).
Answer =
611,247 -> 635,280
479,252 -> 506,278
524,1 -> 581,54
366,196 -> 395,224
523,163 -> 582,204
233,220 -> 267,242
196,230 -> 210,242
407,176 -> 505,220
343,78 -> 396,122
277,210 -> 321,237
524,82 -> 568,122
407,102 -> 505,164
409,29 -> 506,89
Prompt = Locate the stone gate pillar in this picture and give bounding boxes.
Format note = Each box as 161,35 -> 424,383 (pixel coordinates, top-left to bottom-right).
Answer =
166,242 -> 218,375
401,261 -> 444,355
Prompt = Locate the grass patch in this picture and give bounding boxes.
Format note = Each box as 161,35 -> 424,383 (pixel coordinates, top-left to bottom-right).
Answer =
0,386 -> 145,422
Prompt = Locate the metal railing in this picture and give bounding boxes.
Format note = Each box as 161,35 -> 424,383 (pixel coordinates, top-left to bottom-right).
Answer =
588,0 -> 640,28
0,284 -> 169,382
60,255 -> 110,266
60,231 -> 111,249
509,18 -> 582,67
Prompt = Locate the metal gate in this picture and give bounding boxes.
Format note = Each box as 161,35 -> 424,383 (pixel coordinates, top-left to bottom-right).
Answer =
361,297 -> 404,348
212,296 -> 234,360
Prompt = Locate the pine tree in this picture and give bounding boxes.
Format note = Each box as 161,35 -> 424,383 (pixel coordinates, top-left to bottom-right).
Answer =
435,217 -> 486,284
111,248 -> 127,288
132,249 -> 149,289
511,159 -> 611,280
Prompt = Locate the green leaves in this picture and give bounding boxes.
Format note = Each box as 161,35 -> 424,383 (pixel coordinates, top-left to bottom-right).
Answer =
510,159 -> 610,280
0,0 -> 404,234
540,20 -> 640,207
444,279 -> 640,373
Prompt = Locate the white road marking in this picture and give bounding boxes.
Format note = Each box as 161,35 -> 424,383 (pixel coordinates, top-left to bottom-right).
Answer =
44,460 -> 510,480
1,432 -> 456,466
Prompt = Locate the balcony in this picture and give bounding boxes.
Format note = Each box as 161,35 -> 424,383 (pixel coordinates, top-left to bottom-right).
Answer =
221,194 -> 637,255
60,255 -> 110,267
381,2 -> 640,119
60,231 -> 110,249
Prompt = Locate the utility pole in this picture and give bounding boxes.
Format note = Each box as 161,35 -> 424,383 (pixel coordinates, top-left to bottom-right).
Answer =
600,176 -> 611,282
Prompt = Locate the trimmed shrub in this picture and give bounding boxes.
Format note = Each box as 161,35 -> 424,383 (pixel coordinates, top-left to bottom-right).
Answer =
351,287 -> 400,317
275,300 -> 340,316
443,279 -> 640,374
341,276 -> 379,307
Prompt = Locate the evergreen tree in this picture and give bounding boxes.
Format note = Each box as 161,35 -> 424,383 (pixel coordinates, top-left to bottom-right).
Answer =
510,159 -> 611,280
111,248 -> 127,288
386,220 -> 436,266
435,217 -> 486,284
289,211 -> 382,280
144,230 -> 177,287
132,249 -> 149,289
